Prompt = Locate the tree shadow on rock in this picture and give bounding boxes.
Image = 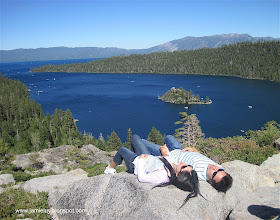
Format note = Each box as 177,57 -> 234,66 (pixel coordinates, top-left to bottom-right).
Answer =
248,205 -> 280,220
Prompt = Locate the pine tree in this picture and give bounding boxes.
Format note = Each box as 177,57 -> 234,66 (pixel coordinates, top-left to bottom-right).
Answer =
124,128 -> 132,149
83,131 -> 96,145
147,126 -> 164,145
31,131 -> 41,151
175,112 -> 204,147
189,90 -> 193,102
196,94 -> 200,102
107,131 -> 122,151
98,133 -> 105,142
63,109 -> 75,134
97,139 -> 106,151
51,109 -> 60,139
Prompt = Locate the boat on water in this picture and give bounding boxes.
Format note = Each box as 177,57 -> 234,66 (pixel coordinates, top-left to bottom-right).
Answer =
248,106 -> 253,109
184,106 -> 188,109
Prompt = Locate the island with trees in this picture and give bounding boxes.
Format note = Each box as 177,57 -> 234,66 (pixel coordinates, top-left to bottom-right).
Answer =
31,41 -> 280,82
159,87 -> 212,105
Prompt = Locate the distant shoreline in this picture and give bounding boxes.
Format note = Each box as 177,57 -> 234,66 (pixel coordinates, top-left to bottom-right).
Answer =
29,41 -> 280,82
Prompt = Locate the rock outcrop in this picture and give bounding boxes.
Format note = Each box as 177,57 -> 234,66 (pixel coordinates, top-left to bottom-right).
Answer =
20,153 -> 280,220
0,174 -> 16,193
12,145 -> 114,174
0,174 -> 15,185
23,169 -> 88,194
274,138 -> 280,150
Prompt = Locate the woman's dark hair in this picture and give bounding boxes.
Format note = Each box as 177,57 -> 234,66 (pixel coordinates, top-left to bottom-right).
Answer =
153,157 -> 202,210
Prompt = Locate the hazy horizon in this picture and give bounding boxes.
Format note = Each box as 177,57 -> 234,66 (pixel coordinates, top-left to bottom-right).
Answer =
1,33 -> 279,51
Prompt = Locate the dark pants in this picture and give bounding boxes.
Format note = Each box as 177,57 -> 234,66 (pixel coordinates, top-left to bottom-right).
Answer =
113,134 -> 183,173
141,135 -> 183,156
113,134 -> 151,173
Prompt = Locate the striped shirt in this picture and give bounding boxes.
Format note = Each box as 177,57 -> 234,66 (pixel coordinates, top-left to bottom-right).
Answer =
170,149 -> 222,181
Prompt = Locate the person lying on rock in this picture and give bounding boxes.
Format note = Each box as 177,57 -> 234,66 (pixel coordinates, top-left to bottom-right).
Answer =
139,134 -> 233,193
105,134 -> 201,208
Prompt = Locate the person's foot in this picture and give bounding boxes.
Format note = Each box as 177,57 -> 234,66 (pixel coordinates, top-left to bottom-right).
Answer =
104,165 -> 116,174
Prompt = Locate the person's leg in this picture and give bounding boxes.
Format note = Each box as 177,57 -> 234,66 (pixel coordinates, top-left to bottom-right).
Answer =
131,134 -> 152,155
165,135 -> 183,150
113,147 -> 137,173
141,139 -> 161,156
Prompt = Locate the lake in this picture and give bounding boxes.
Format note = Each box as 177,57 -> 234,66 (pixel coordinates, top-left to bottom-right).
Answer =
1,59 -> 280,142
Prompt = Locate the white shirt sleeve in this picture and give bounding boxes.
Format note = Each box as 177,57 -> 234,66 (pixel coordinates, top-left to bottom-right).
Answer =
136,158 -> 170,184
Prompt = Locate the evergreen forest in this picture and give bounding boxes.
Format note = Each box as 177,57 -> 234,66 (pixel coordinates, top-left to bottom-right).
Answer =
31,41 -> 280,82
0,73 -> 83,154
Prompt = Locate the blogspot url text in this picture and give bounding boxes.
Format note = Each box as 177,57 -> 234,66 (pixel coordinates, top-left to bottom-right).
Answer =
15,208 -> 88,215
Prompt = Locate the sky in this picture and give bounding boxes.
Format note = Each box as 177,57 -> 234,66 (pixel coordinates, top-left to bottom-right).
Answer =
0,0 -> 279,50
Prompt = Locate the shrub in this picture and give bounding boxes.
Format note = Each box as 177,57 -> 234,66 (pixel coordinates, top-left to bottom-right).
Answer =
85,163 -> 126,177
0,188 -> 50,219
85,163 -> 108,177
12,171 -> 31,183
197,136 -> 277,165
30,171 -> 55,179
246,121 -> 280,148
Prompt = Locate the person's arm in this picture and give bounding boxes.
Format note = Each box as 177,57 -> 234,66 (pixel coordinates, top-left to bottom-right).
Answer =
160,144 -> 170,156
180,147 -> 200,153
136,155 -> 170,184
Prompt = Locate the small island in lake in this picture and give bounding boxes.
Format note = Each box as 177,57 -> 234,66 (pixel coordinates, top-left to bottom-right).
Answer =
159,87 -> 212,105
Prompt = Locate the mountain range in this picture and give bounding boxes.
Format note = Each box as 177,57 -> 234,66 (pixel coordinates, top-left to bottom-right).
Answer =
0,34 -> 279,63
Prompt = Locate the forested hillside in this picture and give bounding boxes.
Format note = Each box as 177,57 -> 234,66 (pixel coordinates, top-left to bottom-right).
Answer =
31,41 -> 280,82
0,73 -> 83,154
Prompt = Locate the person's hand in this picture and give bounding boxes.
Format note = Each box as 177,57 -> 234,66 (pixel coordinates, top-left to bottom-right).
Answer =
160,144 -> 170,156
139,154 -> 148,159
181,147 -> 199,153
181,147 -> 193,152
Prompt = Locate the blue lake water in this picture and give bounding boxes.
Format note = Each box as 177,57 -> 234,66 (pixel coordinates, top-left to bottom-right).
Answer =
1,59 -> 280,142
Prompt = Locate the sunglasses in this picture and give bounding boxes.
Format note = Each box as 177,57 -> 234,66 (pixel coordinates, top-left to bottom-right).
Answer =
212,169 -> 224,180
